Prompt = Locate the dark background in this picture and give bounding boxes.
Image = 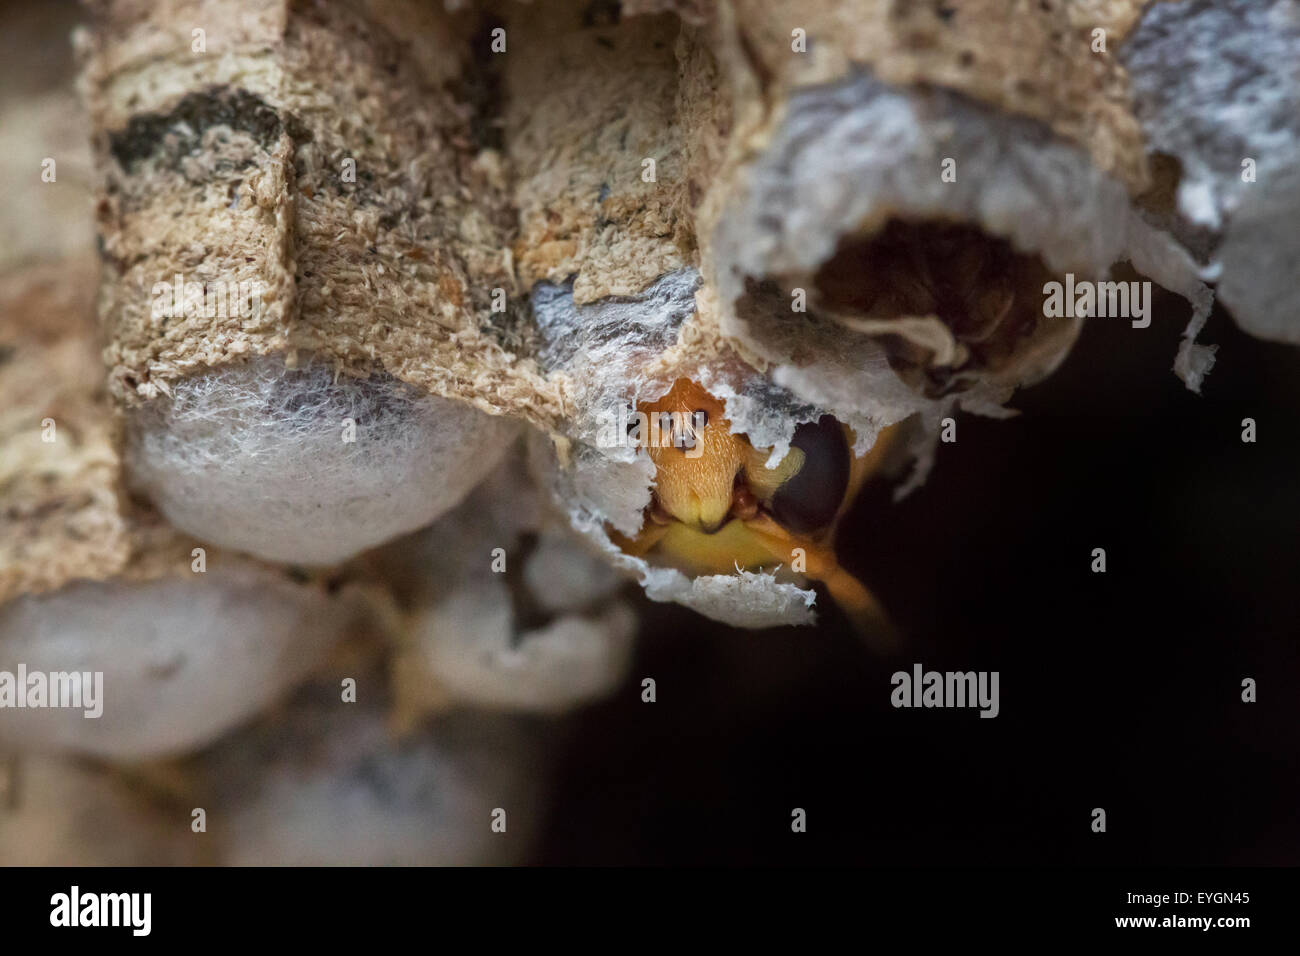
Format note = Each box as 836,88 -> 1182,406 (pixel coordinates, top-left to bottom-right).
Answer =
539,289 -> 1300,865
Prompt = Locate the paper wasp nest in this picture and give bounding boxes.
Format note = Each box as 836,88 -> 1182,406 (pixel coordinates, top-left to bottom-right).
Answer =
76,0 -> 560,565
51,0 -> 1294,634
3,0 -> 1299,866
0,260 -> 373,760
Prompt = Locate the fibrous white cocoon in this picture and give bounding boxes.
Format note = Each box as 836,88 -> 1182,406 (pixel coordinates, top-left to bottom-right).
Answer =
0,566 -> 359,759
392,466 -> 637,713
522,531 -> 624,615
210,706 -> 547,866
417,579 -> 637,713
124,356 -> 517,565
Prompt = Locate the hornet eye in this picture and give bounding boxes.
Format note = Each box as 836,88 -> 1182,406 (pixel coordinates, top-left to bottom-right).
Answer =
769,416 -> 850,533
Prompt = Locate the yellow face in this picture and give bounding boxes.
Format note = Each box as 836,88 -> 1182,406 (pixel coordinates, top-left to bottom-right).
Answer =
639,380 -> 797,534
616,378 -> 896,637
